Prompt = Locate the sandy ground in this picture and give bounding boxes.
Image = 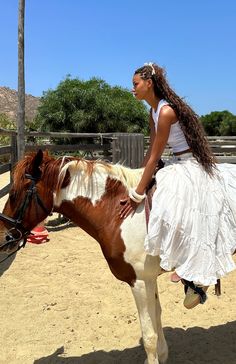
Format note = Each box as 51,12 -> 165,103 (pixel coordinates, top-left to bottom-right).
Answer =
0,172 -> 236,364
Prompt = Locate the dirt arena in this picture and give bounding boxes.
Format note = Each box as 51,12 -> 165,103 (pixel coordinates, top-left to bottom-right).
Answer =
0,172 -> 236,364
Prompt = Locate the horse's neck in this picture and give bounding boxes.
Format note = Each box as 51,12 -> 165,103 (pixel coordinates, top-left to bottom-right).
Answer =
54,172 -> 127,241
53,161 -> 144,242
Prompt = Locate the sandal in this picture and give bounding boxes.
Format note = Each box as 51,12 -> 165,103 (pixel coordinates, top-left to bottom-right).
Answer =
182,280 -> 208,309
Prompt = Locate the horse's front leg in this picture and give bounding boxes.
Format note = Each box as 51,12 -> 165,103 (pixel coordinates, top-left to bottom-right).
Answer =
131,279 -> 168,364
154,282 -> 168,363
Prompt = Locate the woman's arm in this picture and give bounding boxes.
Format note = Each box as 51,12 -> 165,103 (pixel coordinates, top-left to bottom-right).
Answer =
135,106 -> 174,194
142,110 -> 155,167
120,106 -> 177,218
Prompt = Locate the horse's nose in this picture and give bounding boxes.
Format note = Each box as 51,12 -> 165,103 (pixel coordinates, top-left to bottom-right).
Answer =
0,240 -> 10,252
0,229 -> 7,248
0,230 -> 21,252
0,238 -> 19,253
0,228 -> 7,246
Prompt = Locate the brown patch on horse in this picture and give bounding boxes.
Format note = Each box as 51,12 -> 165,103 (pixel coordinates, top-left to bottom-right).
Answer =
55,176 -> 137,286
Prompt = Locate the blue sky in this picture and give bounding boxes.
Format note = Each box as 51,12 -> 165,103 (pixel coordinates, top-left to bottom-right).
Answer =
0,0 -> 235,116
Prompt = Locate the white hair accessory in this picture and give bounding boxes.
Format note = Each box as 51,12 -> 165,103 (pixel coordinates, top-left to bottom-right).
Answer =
144,62 -> 155,75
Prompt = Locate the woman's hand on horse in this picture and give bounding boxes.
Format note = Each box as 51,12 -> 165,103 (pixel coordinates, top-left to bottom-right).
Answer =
119,197 -> 138,219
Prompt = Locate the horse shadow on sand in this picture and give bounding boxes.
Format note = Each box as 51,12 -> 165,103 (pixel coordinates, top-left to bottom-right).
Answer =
34,321 -> 236,364
0,252 -> 17,278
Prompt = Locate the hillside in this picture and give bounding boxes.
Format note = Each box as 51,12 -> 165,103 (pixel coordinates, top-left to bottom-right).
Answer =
0,86 -> 41,123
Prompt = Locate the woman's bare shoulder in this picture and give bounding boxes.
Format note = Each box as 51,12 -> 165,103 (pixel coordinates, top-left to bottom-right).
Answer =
159,104 -> 177,123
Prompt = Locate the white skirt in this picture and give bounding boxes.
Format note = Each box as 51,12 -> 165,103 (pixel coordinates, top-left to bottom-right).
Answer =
144,154 -> 236,286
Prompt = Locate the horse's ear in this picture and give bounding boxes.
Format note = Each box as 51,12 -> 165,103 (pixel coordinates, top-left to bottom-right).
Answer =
30,149 -> 44,179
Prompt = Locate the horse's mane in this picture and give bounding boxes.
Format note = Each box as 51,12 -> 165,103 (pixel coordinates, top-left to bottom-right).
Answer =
56,158 -> 143,192
12,152 -> 143,194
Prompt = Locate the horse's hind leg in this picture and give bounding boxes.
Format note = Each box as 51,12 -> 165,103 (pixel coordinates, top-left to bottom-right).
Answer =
131,279 -> 168,364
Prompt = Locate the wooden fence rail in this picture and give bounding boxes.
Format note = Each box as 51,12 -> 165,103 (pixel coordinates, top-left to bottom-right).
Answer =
145,136 -> 236,164
0,130 -> 144,198
0,129 -> 236,199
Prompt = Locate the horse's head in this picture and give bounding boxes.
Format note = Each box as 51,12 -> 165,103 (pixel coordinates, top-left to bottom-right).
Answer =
0,150 -> 54,254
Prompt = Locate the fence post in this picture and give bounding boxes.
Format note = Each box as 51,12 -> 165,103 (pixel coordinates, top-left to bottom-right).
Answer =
111,135 -> 120,164
112,133 -> 144,168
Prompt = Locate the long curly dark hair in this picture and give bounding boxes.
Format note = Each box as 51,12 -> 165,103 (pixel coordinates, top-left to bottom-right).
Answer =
135,63 -> 216,175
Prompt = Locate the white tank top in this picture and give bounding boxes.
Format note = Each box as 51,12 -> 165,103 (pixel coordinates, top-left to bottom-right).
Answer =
152,99 -> 189,153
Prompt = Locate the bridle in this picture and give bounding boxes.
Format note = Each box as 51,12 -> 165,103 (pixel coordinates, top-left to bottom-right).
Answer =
0,173 -> 52,263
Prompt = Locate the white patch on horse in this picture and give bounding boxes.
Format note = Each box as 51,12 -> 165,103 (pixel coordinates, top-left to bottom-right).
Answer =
54,160 -> 142,206
120,204 -> 161,279
54,162 -> 107,205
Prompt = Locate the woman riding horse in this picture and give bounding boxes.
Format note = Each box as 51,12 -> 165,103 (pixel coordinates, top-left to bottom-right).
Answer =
120,62 -> 236,309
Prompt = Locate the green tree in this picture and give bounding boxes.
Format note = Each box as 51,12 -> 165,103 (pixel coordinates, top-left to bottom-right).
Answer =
201,111 -> 236,136
0,113 -> 15,145
35,77 -> 149,136
219,114 -> 236,135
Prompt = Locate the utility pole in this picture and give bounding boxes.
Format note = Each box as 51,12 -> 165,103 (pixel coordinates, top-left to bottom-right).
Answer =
17,0 -> 25,160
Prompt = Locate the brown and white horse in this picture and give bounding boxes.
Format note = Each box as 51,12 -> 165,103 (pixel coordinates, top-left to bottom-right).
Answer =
0,150 -> 167,364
